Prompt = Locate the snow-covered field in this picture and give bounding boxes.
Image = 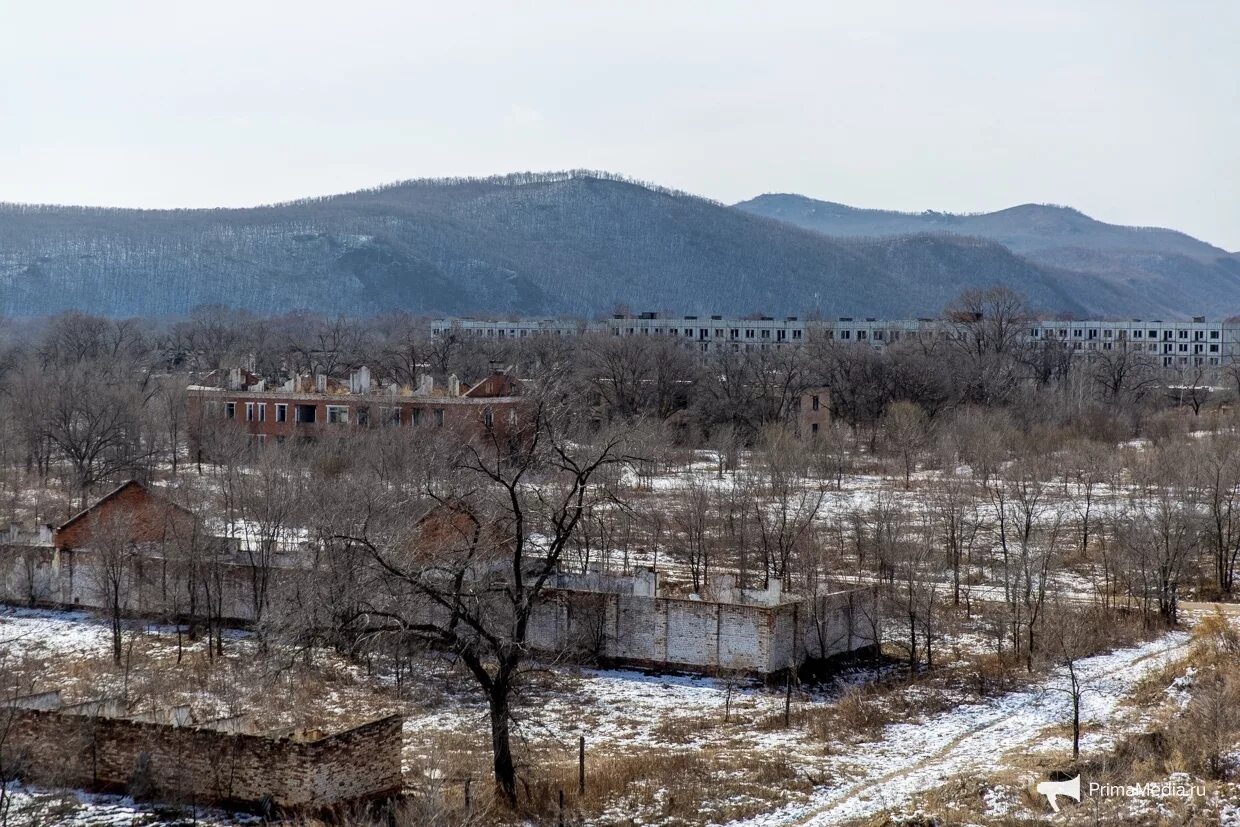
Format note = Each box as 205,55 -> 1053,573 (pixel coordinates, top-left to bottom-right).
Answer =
0,616 -> 1228,825
5,451 -> 1239,824
1,783 -> 255,827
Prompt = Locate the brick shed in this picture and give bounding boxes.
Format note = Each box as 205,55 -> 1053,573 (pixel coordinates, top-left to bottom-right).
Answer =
54,480 -> 196,551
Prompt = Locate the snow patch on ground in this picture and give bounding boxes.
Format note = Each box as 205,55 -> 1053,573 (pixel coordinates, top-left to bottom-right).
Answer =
731,632 -> 1189,826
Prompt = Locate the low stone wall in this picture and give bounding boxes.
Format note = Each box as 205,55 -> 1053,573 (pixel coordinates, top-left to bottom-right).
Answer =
1,699 -> 402,810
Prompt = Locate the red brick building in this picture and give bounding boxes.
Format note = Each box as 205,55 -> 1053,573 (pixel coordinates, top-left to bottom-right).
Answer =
54,480 -> 197,551
798,387 -> 831,439
187,367 -> 531,451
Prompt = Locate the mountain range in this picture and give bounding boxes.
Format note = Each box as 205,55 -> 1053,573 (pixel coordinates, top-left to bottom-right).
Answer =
734,195 -> 1240,319
1,171 -> 1236,319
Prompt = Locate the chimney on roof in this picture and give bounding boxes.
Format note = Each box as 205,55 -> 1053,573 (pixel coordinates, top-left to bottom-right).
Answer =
448,374 -> 461,397
315,373 -> 327,393
228,367 -> 243,390
633,567 -> 659,598
349,366 -> 371,394
415,375 -> 434,396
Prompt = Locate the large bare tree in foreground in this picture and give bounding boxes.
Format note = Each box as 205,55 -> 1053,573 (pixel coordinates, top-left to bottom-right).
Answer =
331,392 -> 633,807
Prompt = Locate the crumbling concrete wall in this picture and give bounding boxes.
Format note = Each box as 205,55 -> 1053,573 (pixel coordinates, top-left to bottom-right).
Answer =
803,589 -> 881,662
0,542 -> 271,623
528,585 -> 879,676
0,543 -> 59,606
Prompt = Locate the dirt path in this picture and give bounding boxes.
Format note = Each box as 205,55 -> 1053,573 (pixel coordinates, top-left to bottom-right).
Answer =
738,633 -> 1191,827
1181,599 -> 1240,615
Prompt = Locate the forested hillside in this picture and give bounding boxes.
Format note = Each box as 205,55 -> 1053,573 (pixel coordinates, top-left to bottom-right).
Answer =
737,194 -> 1240,317
0,172 -> 1227,318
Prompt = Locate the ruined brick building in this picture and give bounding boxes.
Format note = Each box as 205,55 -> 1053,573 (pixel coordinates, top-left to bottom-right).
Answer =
2,482 -> 879,678
529,568 -> 877,676
186,365 -> 530,452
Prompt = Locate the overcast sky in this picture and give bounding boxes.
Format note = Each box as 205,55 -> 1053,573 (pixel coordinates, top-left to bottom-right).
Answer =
2,1 -> 1237,249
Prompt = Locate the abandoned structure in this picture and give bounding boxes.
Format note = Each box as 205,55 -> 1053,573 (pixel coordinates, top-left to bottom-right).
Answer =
0,480 -> 273,621
530,568 -> 878,677
798,387 -> 831,438
1,483 -> 880,678
1,690 -> 402,810
186,365 -> 530,450
434,313 -> 1238,371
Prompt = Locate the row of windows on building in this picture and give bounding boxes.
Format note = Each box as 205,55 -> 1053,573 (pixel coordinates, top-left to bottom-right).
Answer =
1052,340 -> 1222,354
611,326 -> 806,341
447,326 -> 578,338
1032,327 -> 1222,341
216,401 -> 482,428
438,322 -> 1230,346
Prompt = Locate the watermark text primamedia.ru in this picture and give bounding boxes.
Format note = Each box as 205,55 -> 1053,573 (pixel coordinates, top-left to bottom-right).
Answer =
1089,780 -> 1205,800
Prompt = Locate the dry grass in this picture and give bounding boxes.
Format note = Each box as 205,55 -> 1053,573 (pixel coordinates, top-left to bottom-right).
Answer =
530,746 -> 810,825
1,619 -> 393,734
397,728 -> 815,825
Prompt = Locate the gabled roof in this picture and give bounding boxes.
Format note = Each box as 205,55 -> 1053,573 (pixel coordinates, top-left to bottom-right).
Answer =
55,480 -> 197,535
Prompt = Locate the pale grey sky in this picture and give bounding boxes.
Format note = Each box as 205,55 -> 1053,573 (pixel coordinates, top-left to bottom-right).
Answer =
2,0 -> 1237,249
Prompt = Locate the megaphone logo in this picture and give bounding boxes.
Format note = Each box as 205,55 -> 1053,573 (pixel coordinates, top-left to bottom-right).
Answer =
1036,775 -> 1081,812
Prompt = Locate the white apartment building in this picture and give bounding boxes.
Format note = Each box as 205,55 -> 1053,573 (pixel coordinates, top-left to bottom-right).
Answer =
432,313 -> 1240,369
1029,317 -> 1234,368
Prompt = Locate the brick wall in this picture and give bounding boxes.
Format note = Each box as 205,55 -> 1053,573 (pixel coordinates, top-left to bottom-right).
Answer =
798,387 -> 831,439
55,481 -> 196,551
528,585 -> 879,676
1,705 -> 402,809
0,544 -> 58,606
3,534 -> 879,677
188,389 -> 530,449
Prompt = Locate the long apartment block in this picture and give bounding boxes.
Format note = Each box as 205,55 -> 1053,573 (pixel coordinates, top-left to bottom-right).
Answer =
432,314 -> 1240,368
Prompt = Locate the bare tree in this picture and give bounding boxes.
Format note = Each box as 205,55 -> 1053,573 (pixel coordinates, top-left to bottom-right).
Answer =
85,511 -> 140,665
1115,443 -> 1203,625
331,395 -> 634,807
931,473 -> 984,609
41,359 -> 157,502
944,286 -> 1031,406
672,477 -> 714,594
753,427 -> 825,585
236,447 -> 302,627
1092,347 -> 1158,406
881,401 -> 928,487
1197,432 -> 1240,594
1042,606 -> 1106,759
811,420 -> 852,490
